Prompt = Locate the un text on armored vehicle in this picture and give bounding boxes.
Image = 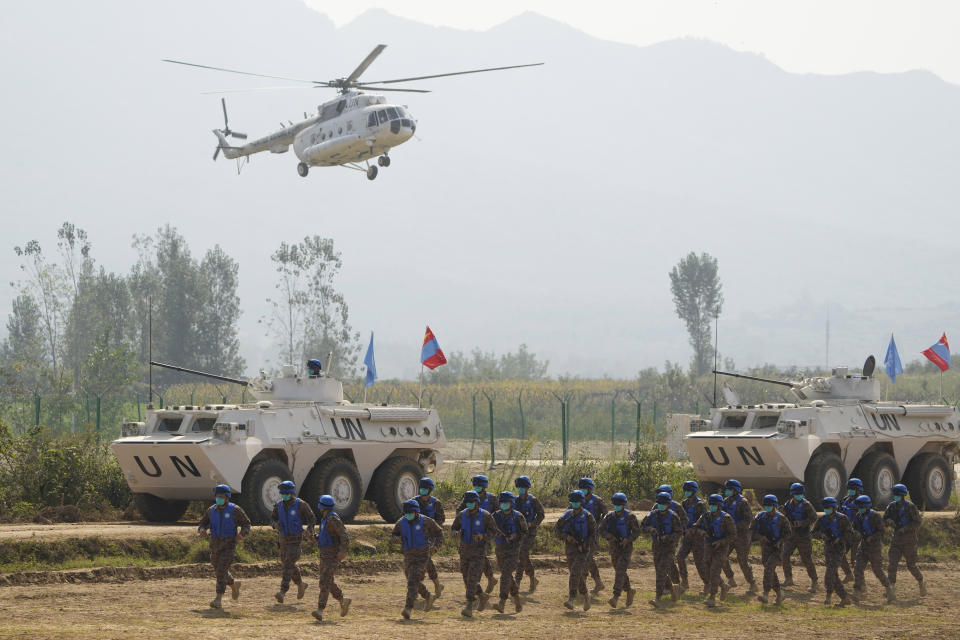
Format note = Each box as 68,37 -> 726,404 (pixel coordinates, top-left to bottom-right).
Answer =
111,361 -> 444,524
685,357 -> 960,509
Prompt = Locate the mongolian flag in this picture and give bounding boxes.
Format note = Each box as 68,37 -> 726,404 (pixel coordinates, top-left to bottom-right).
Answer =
922,333 -> 951,371
420,326 -> 447,370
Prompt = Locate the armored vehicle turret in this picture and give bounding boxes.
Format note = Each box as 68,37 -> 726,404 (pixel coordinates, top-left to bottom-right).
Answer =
111,361 -> 444,524
685,357 -> 960,508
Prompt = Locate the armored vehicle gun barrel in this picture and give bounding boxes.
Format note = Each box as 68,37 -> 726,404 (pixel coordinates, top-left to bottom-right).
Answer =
150,360 -> 249,386
713,370 -> 798,389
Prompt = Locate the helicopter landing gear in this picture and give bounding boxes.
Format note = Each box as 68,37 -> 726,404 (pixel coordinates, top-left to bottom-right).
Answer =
377,154 -> 391,167
297,162 -> 309,177
366,165 -> 378,180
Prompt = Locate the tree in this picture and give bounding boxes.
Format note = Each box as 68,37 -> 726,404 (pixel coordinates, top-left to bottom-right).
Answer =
669,252 -> 723,376
196,246 -> 244,375
13,240 -> 68,383
0,294 -> 45,391
426,344 -> 549,383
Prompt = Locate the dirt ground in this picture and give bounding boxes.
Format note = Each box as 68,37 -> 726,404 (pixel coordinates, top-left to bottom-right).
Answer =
1,556 -> 957,640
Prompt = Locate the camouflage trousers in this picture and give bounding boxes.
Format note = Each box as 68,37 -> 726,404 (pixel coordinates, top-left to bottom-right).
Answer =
515,525 -> 538,583
653,540 -> 678,597
823,545 -> 847,598
316,552 -> 343,609
722,530 -> 755,585
888,538 -> 923,584
587,536 -> 602,584
704,541 -> 730,596
278,535 -> 304,591
495,545 -> 521,599
460,545 -> 487,603
609,543 -> 634,597
676,533 -> 708,586
854,542 -> 890,590
781,534 -> 817,582
482,541 -> 495,581
759,541 -> 782,593
403,551 -> 432,609
565,550 -> 591,598
426,555 -> 438,581
209,538 -> 237,594
840,542 -> 855,579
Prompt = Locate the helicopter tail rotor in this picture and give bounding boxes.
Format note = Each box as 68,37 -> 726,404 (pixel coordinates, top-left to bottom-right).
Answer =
218,98 -> 247,139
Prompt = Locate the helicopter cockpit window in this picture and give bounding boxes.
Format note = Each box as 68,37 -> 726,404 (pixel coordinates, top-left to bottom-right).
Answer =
377,110 -> 389,124
367,113 -> 377,127
395,107 -> 406,117
385,107 -> 399,120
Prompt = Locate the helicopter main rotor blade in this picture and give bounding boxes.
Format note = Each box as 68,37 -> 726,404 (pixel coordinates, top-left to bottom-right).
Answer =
353,85 -> 431,93
202,85 -> 330,94
221,98 -> 229,127
163,59 -> 320,84
344,44 -> 387,84
363,62 -> 544,86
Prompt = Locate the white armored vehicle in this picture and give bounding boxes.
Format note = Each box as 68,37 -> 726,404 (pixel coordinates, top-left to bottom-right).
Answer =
111,361 -> 444,524
685,357 -> 960,509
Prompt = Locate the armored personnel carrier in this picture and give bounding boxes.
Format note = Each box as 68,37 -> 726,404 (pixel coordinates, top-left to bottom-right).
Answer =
685,357 -> 960,509
111,361 -> 444,524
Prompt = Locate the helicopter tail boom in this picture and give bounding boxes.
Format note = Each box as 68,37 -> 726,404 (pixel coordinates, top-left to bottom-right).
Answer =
212,130 -> 243,160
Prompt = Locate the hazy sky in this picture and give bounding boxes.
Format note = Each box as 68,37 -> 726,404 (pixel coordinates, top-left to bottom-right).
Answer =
307,0 -> 960,85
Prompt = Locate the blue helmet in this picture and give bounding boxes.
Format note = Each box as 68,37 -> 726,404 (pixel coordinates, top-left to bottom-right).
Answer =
471,475 -> 489,488
892,483 -> 908,497
419,477 -> 435,491
463,490 -> 480,504
708,494 -> 724,506
611,492 -> 628,506
569,490 -> 585,503
822,497 -> 839,509
307,358 -> 323,375
214,484 -> 231,497
318,495 -> 335,509
578,477 -> 595,490
854,495 -> 872,508
498,491 -> 515,504
847,477 -> 863,491
514,476 -> 532,489
403,499 -> 420,513
278,480 -> 296,494
790,482 -> 805,495
762,494 -> 779,507
682,480 -> 699,493
655,491 -> 671,505
657,484 -> 674,496
724,479 -> 742,492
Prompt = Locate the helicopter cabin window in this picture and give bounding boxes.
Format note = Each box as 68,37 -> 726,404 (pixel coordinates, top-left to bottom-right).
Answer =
377,110 -> 389,124
721,415 -> 747,429
385,107 -> 399,120
156,417 -> 183,433
191,418 -> 217,432
367,112 -> 377,127
396,107 -> 406,117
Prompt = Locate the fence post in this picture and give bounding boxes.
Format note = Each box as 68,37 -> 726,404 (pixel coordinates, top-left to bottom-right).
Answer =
482,390 -> 495,468
518,389 -> 525,440
85,394 -> 91,425
653,400 -> 658,431
610,392 -> 617,458
34,393 -> 41,426
636,400 -> 642,448
95,396 -> 102,441
136,394 -> 141,421
562,399 -> 568,465
242,389 -> 247,403
470,392 -> 477,459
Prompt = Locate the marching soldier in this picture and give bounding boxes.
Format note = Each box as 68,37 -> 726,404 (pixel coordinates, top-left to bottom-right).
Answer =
491,491 -> 528,613
721,479 -> 757,594
884,483 -> 926,600
416,477 -> 446,597
693,493 -> 735,607
311,495 -> 351,622
458,475 -> 498,594
556,490 -> 598,611
851,494 -> 893,603
676,480 -> 709,593
657,483 -> 685,587
780,482 -> 819,592
811,497 -> 853,607
392,499 -> 444,619
598,492 -> 640,608
198,484 -> 251,609
452,490 -> 503,617
577,478 -> 607,595
513,475 -> 545,592
270,480 -> 316,604
839,477 -> 864,583
749,494 -> 787,605
640,492 -> 683,606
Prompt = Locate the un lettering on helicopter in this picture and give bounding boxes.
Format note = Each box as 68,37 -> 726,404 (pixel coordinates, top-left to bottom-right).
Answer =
164,45 -> 542,180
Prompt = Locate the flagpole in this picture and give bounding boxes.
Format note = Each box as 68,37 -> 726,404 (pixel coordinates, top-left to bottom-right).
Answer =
940,370 -> 944,404
418,364 -> 424,408
363,366 -> 368,404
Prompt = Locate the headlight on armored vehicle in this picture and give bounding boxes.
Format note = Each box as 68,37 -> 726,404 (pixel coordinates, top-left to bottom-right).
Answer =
778,419 -> 808,437
689,418 -> 709,433
121,422 -> 146,437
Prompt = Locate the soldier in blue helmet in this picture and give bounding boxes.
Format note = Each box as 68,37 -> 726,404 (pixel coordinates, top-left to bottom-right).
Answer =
270,480 -> 317,604
458,474 -> 498,594
513,475 -> 545,593
749,494 -> 788,605
392,498 -> 444,619
577,477 -> 607,595
884,483 -> 926,600
851,494 -> 893,603
599,492 -> 640,608
720,479 -> 757,594
491,491 -> 529,613
676,480 -> 709,593
839,477 -> 864,583
198,484 -> 251,609
556,490 -> 598,611
692,494 -> 735,607
641,492 -> 683,606
416,477 -> 446,598
311,494 -> 351,622
780,482 -> 819,592
451,490 -> 503,617
656,484 -> 684,587
812,497 -> 853,606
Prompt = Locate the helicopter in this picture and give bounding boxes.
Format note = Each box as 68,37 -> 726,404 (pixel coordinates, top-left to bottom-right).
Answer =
164,45 -> 542,180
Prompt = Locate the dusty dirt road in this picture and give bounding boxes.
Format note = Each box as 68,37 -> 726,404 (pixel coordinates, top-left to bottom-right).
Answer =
1,558 -> 956,639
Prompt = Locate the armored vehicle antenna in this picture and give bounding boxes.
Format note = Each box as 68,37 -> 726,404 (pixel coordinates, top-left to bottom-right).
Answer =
149,360 -> 249,386
712,370 -> 799,389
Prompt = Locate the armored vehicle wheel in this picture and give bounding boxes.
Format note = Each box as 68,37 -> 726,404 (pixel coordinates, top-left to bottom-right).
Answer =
297,162 -> 309,177
301,457 -> 363,522
904,453 -> 951,510
133,493 -> 189,523
238,459 -> 293,524
804,451 -> 846,506
859,452 -> 899,507
371,456 -> 422,523
366,165 -> 378,180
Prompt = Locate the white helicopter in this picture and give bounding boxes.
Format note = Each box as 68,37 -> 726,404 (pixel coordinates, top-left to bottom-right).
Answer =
165,45 -> 541,180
